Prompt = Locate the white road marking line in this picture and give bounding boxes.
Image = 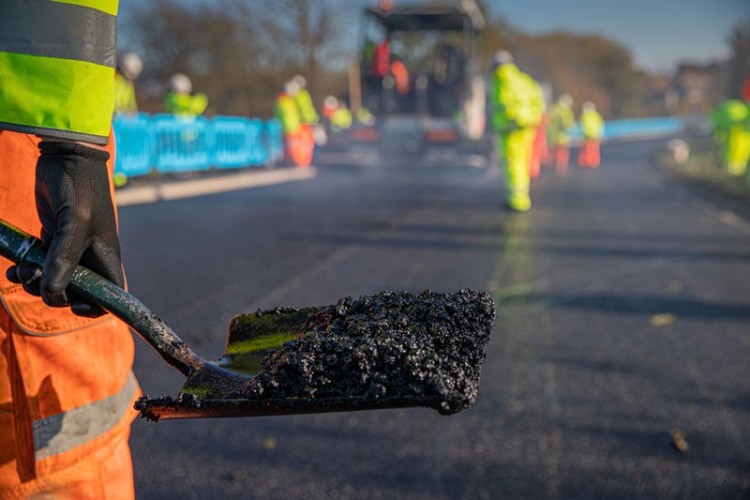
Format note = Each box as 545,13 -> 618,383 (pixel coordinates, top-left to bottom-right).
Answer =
115,167 -> 317,207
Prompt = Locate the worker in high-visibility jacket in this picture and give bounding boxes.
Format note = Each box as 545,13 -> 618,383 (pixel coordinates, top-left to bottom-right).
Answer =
114,52 -> 143,115
276,79 -> 314,167
291,74 -> 327,147
292,75 -> 319,127
164,73 -> 209,118
322,96 -> 354,133
547,94 -> 576,174
0,2 -> 140,498
578,102 -> 605,169
710,99 -> 750,177
489,50 -> 546,212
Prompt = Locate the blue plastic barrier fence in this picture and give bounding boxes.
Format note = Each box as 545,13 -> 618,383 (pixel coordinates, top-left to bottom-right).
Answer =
212,116 -> 254,168
151,114 -> 211,173
570,116 -> 684,142
113,113 -> 152,177
246,118 -> 268,166
114,114 -> 283,179
264,119 -> 284,165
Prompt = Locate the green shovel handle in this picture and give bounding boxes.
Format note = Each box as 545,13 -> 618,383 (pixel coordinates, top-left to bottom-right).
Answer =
0,220 -> 206,377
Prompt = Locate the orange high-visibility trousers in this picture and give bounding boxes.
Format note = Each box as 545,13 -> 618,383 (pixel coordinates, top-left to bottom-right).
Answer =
0,131 -> 140,499
285,124 -> 315,167
578,139 -> 601,168
529,115 -> 548,179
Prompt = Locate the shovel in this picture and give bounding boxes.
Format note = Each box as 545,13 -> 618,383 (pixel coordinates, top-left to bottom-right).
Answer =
0,220 -> 494,421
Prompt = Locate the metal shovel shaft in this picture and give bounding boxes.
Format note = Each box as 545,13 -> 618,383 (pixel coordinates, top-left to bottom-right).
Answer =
0,220 -> 206,377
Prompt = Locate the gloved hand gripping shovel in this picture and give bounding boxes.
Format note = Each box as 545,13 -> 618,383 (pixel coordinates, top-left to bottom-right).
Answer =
0,220 -> 495,421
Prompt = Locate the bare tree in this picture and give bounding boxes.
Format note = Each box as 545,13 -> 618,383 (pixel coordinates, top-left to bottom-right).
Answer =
122,0 -> 352,116
254,0 -> 352,97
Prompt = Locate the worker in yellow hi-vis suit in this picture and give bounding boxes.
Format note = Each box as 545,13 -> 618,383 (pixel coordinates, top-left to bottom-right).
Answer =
114,52 -> 143,115
489,50 -> 546,212
165,73 -> 208,117
710,99 -> 750,177
578,101 -> 605,169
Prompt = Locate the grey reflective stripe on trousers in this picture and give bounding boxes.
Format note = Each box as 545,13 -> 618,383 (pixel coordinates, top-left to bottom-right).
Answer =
32,372 -> 138,460
0,0 -> 116,67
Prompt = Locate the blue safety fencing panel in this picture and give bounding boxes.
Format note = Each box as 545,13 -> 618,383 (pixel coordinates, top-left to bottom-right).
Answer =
247,118 -> 268,166
264,119 -> 284,165
114,114 -> 282,179
603,117 -> 683,140
152,114 -> 211,173
569,116 -> 684,142
113,113 -> 152,177
212,116 -> 254,168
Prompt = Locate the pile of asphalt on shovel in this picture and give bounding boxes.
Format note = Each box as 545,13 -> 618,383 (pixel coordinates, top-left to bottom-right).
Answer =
137,289 -> 495,418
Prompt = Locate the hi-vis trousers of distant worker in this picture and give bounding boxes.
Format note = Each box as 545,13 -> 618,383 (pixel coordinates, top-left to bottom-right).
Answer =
285,124 -> 315,168
578,139 -> 601,169
498,127 -> 536,211
0,131 -> 140,500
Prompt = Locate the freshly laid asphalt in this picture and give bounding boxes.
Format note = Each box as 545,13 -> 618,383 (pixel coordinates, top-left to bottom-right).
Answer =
118,139 -> 750,499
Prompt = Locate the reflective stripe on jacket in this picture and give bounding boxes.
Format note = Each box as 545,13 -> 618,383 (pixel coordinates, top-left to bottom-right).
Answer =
489,63 -> 545,132
0,1 -> 119,144
0,130 -> 139,495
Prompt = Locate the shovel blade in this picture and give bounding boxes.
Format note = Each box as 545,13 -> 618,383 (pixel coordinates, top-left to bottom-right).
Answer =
136,290 -> 495,421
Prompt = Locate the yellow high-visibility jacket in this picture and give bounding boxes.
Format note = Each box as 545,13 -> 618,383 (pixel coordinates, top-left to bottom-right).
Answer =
276,92 -> 303,135
489,63 -> 545,132
548,101 -> 576,146
0,0 -> 120,144
294,89 -> 319,125
580,109 -> 605,140
165,91 -> 208,117
114,73 -> 138,114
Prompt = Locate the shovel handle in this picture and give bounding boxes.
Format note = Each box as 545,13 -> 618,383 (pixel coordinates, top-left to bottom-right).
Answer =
0,220 -> 206,377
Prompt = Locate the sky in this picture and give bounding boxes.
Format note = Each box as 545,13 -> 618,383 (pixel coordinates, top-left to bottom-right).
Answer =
481,0 -> 748,73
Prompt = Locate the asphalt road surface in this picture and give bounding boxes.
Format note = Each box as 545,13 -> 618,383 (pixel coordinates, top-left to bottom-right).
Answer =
118,139 -> 750,499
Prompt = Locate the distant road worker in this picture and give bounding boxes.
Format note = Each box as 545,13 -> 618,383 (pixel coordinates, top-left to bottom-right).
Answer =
578,101 -> 605,169
292,75 -> 319,127
710,99 -> 750,177
390,56 -> 410,96
356,107 -> 376,126
114,52 -> 143,115
165,73 -> 208,118
322,96 -> 354,133
0,1 -> 140,497
276,79 -> 314,167
547,94 -> 576,174
529,82 -> 552,179
292,74 -> 326,146
489,50 -> 546,212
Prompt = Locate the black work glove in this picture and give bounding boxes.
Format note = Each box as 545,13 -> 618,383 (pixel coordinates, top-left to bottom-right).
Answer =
5,140 -> 124,318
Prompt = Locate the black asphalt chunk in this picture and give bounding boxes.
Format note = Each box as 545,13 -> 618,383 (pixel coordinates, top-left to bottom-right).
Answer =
241,289 -> 495,415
